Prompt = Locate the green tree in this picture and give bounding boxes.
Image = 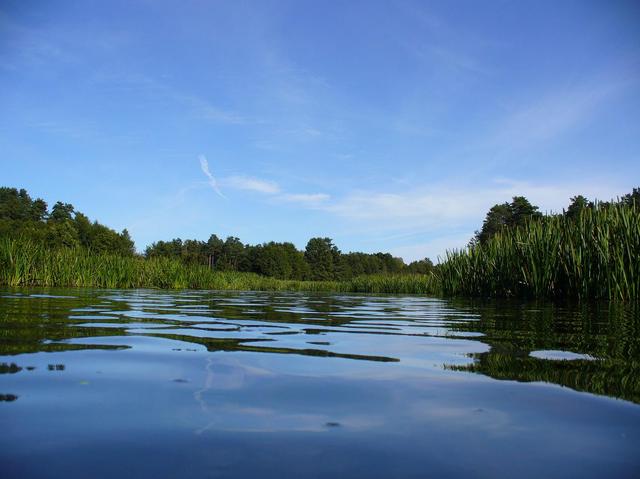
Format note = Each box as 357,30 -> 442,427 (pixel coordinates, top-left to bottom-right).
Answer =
0,187 -> 47,221
565,195 -> 589,220
217,236 -> 245,271
74,212 -> 92,247
250,242 -> 302,279
305,237 -> 341,280
205,234 -> 224,268
475,196 -> 541,244
509,196 -> 541,227
50,202 -> 75,222
181,239 -> 207,265
146,239 -> 183,259
118,229 -> 135,256
406,258 -> 434,274
31,198 -> 48,221
476,202 -> 511,244
621,188 -> 640,207
45,220 -> 79,248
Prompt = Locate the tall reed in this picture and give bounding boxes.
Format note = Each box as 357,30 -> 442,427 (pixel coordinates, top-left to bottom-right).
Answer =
3,200 -> 637,300
437,202 -> 639,300
0,238 -> 439,294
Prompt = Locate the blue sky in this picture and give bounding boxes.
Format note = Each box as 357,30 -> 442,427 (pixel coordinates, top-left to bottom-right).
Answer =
1,0 -> 639,261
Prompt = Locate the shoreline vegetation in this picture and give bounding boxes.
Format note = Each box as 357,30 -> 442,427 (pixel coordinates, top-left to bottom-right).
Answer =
0,239 -> 437,294
1,186 -> 638,300
441,199 -> 639,300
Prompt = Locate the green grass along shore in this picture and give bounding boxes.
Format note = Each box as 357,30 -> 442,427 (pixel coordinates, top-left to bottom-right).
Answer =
439,200 -> 639,301
0,238 -> 437,294
2,199 -> 638,301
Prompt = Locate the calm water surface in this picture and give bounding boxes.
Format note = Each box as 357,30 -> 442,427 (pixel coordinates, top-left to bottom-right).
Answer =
1,288 -> 639,478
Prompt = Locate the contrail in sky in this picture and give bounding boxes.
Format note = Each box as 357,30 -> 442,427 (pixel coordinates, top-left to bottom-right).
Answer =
198,154 -> 226,198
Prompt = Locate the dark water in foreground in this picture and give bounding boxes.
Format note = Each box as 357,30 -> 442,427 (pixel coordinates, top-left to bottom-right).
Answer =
1,289 -> 639,478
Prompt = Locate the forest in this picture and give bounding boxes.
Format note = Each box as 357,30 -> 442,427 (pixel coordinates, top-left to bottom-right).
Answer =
0,187 -> 134,256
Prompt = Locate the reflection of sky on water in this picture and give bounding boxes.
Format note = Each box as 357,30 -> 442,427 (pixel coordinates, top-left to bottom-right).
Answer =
530,350 -> 596,361
1,289 -> 639,478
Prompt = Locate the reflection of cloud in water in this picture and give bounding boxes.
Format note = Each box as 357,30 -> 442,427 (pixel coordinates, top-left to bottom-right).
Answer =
529,350 -> 596,361
194,357 -> 272,434
193,357 -> 385,434
410,403 -> 515,438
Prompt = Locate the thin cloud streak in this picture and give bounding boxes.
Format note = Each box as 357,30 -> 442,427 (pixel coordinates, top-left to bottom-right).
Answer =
214,172 -> 331,205
328,179 -> 632,263
90,72 -> 253,126
277,193 -> 330,205
198,154 -> 226,198
222,175 -> 281,194
489,77 -> 632,151
323,178 -> 629,231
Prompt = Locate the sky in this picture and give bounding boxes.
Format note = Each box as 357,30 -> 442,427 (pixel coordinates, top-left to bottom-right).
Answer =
1,0 -> 639,262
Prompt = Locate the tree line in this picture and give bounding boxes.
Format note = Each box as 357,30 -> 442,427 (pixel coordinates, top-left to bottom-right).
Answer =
4,185 -> 636,284
0,187 -> 433,281
473,188 -> 640,245
0,187 -> 134,256
144,236 -> 434,281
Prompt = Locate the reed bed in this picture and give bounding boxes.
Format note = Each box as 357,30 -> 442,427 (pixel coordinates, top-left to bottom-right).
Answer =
0,238 -> 439,294
340,273 -> 439,294
3,200 -> 638,300
437,202 -> 639,300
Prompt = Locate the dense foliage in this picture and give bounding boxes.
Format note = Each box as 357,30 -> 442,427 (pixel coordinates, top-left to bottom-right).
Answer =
473,196 -> 542,244
144,232 -> 433,280
0,187 -> 134,256
0,237 -> 438,294
440,192 -> 640,300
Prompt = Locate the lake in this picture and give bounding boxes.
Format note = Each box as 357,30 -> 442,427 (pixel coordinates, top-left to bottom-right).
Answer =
1,288 -> 639,478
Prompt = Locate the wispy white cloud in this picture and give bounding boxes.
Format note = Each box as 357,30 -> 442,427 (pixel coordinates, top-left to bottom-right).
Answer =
326,190 -> 478,224
489,78 -> 629,150
90,72 -> 252,126
222,175 -> 281,194
0,14 -> 78,71
199,165 -> 331,205
277,193 -> 330,205
327,178 -> 631,262
324,178 -> 628,231
198,154 -> 226,198
220,176 -> 332,207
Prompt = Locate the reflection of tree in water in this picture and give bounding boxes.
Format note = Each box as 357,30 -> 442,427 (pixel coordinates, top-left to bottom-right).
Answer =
446,300 -> 640,404
0,290 -> 400,361
145,332 -> 398,363
0,363 -> 22,374
3,289 -> 639,404
0,291 -> 131,355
